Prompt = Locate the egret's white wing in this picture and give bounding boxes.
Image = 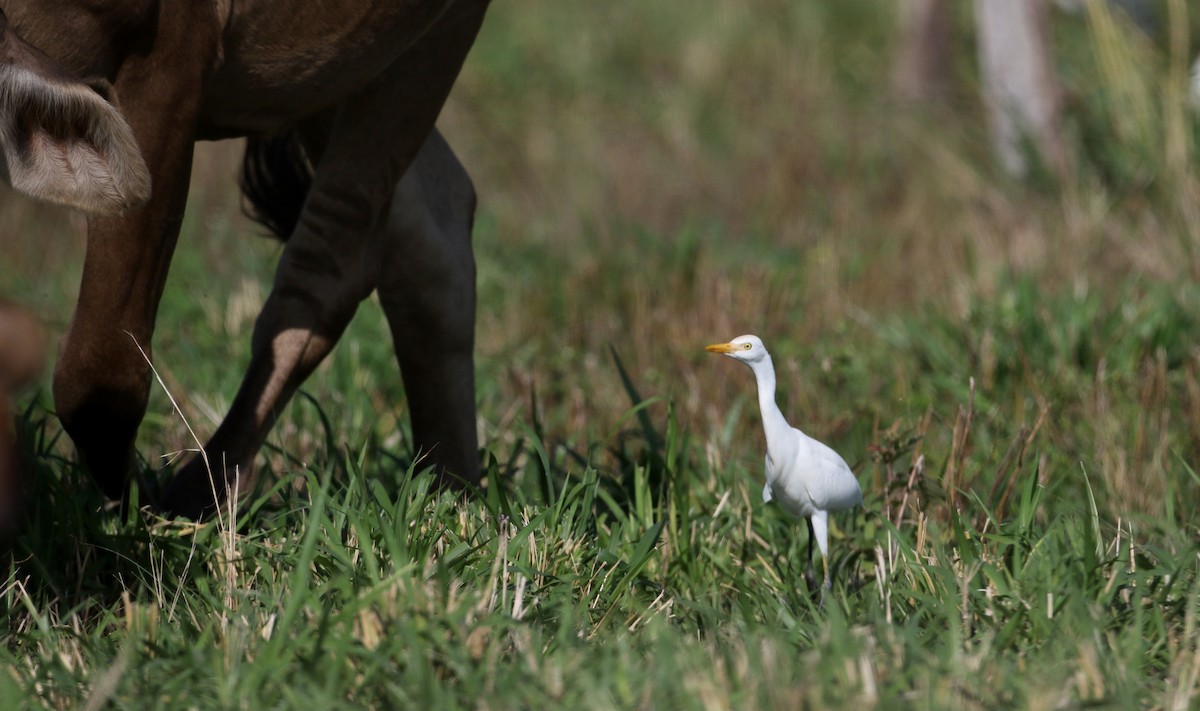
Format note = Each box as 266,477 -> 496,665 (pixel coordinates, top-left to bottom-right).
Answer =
802,433 -> 863,512
763,480 -> 773,503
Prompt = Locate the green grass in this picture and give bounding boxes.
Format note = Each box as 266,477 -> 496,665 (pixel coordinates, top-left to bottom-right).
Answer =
4,0 -> 1200,708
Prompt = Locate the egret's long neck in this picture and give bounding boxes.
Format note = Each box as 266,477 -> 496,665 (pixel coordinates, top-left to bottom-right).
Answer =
749,354 -> 789,456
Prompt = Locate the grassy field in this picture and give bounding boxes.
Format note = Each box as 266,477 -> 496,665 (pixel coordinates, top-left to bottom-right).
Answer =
3,0 -> 1200,707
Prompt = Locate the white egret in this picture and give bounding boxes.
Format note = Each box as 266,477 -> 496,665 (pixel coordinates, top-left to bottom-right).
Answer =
706,335 -> 862,596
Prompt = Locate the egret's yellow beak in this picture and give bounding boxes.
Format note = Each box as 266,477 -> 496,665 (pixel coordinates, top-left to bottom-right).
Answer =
705,342 -> 737,354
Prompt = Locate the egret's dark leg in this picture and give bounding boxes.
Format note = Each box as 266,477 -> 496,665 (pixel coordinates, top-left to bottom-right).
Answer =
805,517 -> 817,594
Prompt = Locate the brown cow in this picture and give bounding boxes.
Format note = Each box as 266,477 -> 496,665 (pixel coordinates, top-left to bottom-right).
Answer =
0,1 -> 489,521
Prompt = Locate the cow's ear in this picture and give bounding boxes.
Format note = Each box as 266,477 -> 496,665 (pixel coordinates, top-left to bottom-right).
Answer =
0,31 -> 150,214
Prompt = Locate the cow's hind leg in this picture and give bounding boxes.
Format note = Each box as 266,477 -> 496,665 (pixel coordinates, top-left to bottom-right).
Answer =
158,0 -> 489,520
160,130 -> 479,518
375,130 -> 479,491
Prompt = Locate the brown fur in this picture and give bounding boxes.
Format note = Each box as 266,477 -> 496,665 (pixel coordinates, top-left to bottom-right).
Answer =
0,1 -> 490,519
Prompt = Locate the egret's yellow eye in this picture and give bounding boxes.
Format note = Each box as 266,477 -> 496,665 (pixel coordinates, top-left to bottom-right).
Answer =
743,343 -> 752,350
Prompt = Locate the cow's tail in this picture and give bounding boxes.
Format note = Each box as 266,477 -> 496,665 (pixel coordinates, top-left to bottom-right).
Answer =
239,131 -> 313,242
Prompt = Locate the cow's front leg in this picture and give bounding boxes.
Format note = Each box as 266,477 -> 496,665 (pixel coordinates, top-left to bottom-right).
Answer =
52,11 -> 218,501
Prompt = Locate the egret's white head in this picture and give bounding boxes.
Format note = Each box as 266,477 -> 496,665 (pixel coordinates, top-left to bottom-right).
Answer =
705,334 -> 769,364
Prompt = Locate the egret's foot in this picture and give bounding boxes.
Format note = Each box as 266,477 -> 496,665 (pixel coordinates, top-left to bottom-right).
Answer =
818,578 -> 832,609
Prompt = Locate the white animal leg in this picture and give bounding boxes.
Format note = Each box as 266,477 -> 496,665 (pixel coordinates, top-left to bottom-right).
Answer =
810,510 -> 831,589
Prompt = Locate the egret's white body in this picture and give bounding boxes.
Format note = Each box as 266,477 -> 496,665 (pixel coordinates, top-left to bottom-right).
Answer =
706,335 -> 862,591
